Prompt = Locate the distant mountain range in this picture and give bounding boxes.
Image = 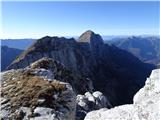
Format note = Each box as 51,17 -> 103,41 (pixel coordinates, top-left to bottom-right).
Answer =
2,36 -> 159,69
106,36 -> 160,67
1,39 -> 36,50
1,46 -> 23,71
6,30 -> 155,106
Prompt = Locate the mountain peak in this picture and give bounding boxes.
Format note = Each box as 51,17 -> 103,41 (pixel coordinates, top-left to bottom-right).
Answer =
83,30 -> 95,35
78,30 -> 104,44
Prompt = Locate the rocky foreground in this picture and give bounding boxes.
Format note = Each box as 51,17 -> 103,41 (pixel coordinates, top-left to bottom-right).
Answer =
0,58 -> 108,120
1,56 -> 160,120
85,69 -> 160,120
1,59 -> 76,119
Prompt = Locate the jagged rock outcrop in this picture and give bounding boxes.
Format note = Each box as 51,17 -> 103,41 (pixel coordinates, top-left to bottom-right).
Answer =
84,69 -> 160,120
7,30 -> 155,106
76,91 -> 111,120
0,62 -> 76,120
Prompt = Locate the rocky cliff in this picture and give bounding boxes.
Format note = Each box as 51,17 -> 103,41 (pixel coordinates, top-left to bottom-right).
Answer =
85,69 -> 160,120
7,30 -> 155,106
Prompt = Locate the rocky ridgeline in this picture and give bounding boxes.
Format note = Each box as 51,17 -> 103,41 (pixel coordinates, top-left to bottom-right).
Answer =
28,57 -> 94,94
85,69 -> 160,120
6,30 -> 154,106
0,59 -> 76,120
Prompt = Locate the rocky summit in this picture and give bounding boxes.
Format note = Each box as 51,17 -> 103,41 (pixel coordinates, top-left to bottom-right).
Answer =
84,69 -> 160,120
78,30 -> 104,46
7,30 -> 155,106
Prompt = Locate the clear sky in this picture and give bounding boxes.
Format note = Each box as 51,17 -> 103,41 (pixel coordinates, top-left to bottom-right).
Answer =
1,1 -> 159,39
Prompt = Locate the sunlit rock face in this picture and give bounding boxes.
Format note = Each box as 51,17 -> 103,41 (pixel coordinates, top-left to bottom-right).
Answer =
132,69 -> 160,120
84,69 -> 160,120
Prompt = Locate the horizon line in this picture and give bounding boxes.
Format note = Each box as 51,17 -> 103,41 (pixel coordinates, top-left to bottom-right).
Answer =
1,34 -> 160,40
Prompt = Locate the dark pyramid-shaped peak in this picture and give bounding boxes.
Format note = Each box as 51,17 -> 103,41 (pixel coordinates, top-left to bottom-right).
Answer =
78,30 -> 104,44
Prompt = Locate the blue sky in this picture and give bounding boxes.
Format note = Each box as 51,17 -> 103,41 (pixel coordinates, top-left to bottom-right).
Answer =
1,1 -> 159,38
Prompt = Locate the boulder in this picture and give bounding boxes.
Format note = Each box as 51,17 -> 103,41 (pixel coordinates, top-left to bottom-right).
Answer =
76,91 -> 111,120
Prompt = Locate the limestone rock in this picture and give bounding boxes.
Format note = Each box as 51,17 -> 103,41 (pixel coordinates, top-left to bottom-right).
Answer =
84,69 -> 160,120
76,91 -> 111,120
133,69 -> 160,120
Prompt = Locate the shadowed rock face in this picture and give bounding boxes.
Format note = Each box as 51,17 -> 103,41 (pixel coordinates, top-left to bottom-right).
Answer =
7,30 -> 155,106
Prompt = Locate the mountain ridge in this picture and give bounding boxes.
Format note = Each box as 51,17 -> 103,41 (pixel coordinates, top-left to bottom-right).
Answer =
7,30 -> 155,106
107,36 -> 160,67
